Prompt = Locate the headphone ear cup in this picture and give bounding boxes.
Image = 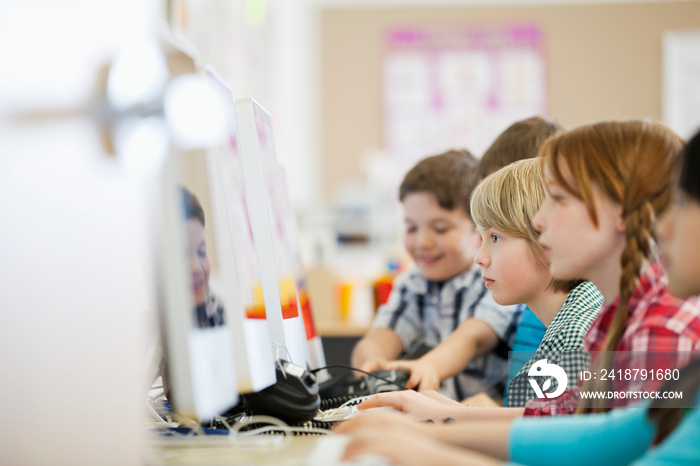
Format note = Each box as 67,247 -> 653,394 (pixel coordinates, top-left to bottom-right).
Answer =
242,362 -> 320,423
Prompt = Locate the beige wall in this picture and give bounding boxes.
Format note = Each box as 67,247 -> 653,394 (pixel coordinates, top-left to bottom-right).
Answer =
321,2 -> 700,198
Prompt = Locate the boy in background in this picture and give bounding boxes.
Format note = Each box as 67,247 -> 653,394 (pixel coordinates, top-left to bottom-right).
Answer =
351,149 -> 520,401
475,116 -> 563,182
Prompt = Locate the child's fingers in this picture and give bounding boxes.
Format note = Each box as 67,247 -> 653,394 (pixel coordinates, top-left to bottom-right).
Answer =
359,358 -> 385,373
406,371 -> 422,389
417,377 -> 439,392
423,390 -> 460,406
357,393 -> 401,411
384,360 -> 411,371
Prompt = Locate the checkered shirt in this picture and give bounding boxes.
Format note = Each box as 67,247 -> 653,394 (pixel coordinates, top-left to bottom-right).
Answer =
506,281 -> 603,407
372,264 -> 522,400
524,262 -> 700,416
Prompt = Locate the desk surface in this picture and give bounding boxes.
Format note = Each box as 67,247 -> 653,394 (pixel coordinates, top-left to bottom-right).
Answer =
317,321 -> 370,337
145,434 -> 324,465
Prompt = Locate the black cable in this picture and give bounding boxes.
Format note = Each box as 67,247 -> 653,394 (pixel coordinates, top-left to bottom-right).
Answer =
235,420 -> 334,436
310,364 -> 410,391
298,419 -> 337,431
319,395 -> 363,411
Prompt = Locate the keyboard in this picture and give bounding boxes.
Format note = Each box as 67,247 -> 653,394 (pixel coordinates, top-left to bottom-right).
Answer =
315,395 -> 374,422
307,434 -> 393,466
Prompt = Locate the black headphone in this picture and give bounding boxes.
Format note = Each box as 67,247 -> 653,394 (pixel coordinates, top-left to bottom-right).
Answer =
242,360 -> 320,423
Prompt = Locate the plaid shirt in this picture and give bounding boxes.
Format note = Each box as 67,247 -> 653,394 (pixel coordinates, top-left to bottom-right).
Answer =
506,281 -> 603,407
524,262 -> 700,416
193,293 -> 226,328
372,264 -> 521,400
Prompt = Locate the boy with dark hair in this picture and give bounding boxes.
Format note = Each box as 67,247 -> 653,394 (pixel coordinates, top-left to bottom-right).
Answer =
476,116 -> 562,182
351,149 -> 521,400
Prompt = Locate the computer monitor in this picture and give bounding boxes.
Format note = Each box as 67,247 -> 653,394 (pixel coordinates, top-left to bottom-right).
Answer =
155,148 -> 238,422
235,98 -> 311,368
204,69 -> 277,393
155,39 -> 278,421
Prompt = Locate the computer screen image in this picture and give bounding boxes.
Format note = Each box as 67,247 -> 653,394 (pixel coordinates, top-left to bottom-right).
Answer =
155,149 -> 238,422
235,97 -> 310,368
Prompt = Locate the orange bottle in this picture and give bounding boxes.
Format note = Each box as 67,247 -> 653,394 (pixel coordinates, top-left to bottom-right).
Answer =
373,260 -> 400,312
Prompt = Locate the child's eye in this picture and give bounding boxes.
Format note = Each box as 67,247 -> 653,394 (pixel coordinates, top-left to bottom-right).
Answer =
198,248 -> 207,259
434,227 -> 450,234
548,189 -> 566,203
491,234 -> 501,243
406,225 -> 417,234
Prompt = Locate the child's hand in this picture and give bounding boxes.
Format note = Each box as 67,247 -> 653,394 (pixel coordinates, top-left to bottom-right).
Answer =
356,389 -> 463,421
336,405 -> 432,432
384,359 -> 441,392
357,356 -> 390,374
461,392 -> 502,408
336,419 -> 438,466
335,411 -> 503,465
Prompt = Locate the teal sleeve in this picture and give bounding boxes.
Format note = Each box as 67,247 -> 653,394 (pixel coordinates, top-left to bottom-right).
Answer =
630,392 -> 700,465
509,401 -> 654,466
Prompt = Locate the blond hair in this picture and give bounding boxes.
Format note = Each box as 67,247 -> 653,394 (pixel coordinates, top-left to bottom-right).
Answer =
539,120 -> 684,413
471,158 -> 579,293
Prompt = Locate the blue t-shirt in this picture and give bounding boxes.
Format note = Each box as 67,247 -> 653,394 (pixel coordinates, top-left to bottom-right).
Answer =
504,306 -> 546,405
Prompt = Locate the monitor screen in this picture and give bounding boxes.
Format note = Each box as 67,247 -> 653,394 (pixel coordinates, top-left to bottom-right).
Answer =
155,148 -> 238,421
235,98 -> 311,368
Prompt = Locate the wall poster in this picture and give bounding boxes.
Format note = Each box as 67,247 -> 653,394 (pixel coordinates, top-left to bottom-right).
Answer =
384,24 -> 548,161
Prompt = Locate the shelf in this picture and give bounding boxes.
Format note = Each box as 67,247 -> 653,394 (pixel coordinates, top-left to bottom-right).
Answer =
316,321 -> 370,338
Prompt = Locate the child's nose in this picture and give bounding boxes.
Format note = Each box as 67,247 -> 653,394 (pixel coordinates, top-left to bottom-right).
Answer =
475,248 -> 489,268
190,255 -> 203,273
416,230 -> 434,248
532,206 -> 546,233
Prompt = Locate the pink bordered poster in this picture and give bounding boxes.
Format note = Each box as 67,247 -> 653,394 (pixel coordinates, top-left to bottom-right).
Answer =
383,23 -> 548,161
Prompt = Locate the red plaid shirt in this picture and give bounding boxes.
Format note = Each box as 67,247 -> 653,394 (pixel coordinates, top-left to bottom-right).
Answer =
524,262 -> 700,416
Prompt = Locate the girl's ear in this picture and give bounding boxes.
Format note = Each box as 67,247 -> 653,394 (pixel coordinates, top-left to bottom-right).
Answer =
614,203 -> 627,233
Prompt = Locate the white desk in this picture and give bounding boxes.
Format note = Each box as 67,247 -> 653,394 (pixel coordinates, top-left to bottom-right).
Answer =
145,434 -> 323,465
